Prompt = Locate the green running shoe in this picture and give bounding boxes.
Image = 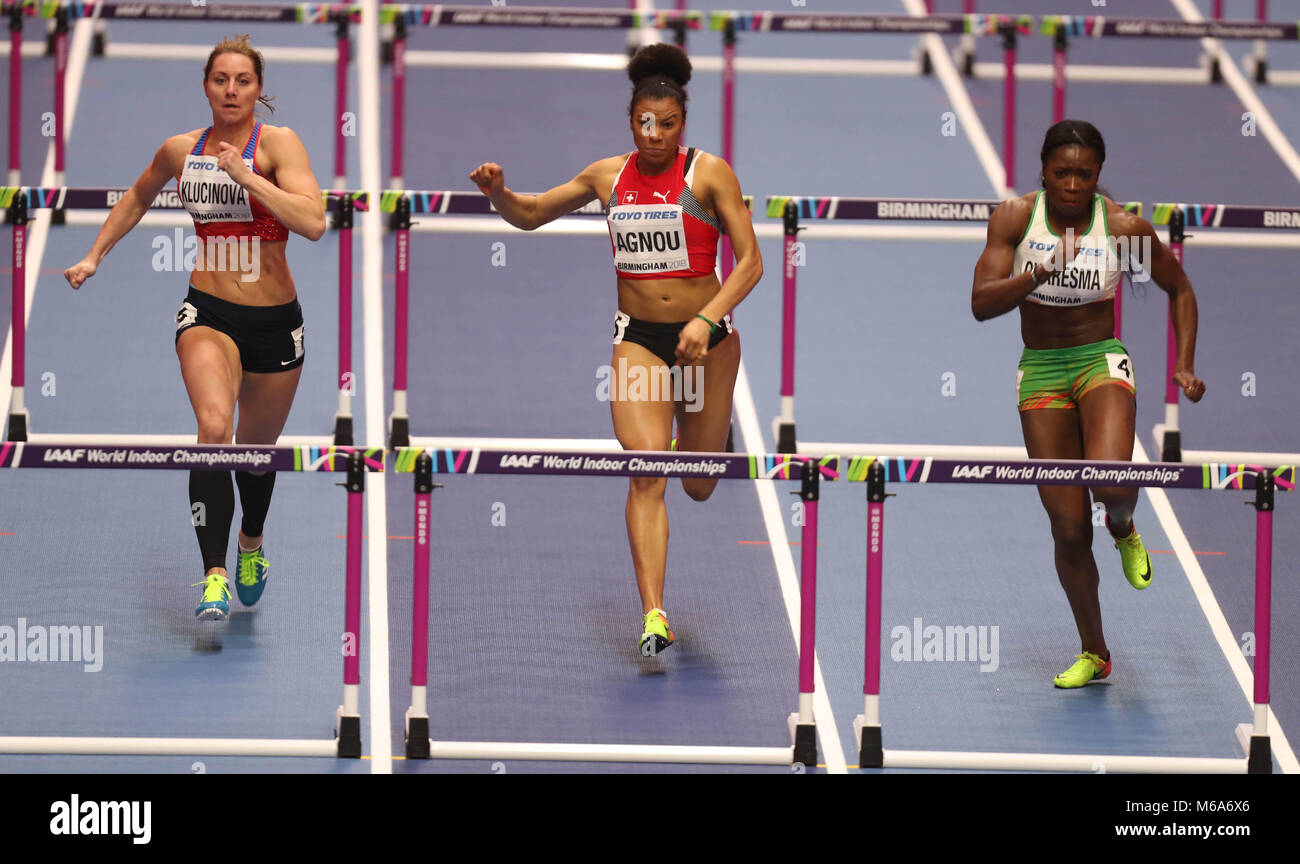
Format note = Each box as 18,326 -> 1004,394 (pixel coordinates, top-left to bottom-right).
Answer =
193,573 -> 231,621
1108,515 -> 1152,590
1053,651 -> 1111,689
639,608 -> 675,657
235,545 -> 271,606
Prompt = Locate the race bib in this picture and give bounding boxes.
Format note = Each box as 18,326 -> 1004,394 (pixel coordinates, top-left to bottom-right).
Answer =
179,155 -> 253,224
608,205 -> 689,274
1106,352 -> 1134,382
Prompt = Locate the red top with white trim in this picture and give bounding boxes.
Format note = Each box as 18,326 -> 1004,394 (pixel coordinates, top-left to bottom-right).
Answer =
177,123 -> 289,242
605,146 -> 721,279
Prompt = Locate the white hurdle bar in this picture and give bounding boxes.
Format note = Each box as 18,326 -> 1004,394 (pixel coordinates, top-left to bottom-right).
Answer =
0,441 -> 378,759
397,446 -> 824,768
848,455 -> 1286,774
0,736 -> 339,757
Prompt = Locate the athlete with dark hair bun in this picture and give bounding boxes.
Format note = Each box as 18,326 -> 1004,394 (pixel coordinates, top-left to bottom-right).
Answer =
470,43 -> 762,657
971,119 -> 1205,688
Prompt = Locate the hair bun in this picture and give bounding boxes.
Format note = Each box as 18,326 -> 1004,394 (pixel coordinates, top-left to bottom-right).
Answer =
627,43 -> 692,88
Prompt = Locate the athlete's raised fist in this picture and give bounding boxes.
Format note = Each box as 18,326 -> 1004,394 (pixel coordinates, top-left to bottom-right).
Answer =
469,163 -> 505,197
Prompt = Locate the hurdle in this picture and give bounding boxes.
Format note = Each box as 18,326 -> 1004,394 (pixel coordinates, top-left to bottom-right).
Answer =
1,0 -> 358,190
1147,201 -> 1300,465
0,441 -> 383,757
393,445 -> 825,768
1,186 -> 368,445
380,189 -> 752,448
844,454 -> 1292,773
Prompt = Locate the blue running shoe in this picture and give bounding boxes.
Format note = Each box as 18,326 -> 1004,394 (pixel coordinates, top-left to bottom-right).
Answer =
235,546 -> 270,607
194,573 -> 231,621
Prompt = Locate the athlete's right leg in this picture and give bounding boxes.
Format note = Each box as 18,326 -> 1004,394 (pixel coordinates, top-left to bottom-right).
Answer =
177,326 -> 242,618
1020,407 -> 1109,661
609,341 -> 676,618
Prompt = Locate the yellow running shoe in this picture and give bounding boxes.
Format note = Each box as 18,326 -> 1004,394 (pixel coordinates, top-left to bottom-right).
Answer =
1053,651 -> 1111,689
193,573 -> 231,621
639,608 -> 675,657
1108,515 -> 1152,590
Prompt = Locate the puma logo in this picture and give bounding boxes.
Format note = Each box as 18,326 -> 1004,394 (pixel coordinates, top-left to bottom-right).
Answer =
652,190 -> 670,204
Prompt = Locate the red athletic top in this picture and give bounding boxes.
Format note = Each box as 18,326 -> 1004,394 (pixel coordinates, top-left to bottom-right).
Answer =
177,123 -> 289,242
605,146 -> 721,279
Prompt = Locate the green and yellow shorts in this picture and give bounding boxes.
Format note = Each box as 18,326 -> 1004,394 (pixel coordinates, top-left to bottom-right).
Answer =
1017,338 -> 1137,411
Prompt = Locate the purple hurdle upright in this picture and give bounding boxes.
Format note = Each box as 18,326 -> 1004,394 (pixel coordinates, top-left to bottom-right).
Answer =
855,460 -> 886,768
776,201 -> 798,453
793,458 -> 820,767
54,8 -> 68,186
391,14 -> 407,189
1002,22 -> 1017,190
335,450 -> 366,758
1052,26 -> 1066,124
6,192 -> 27,440
6,3 -> 20,187
334,194 -> 355,445
1160,208 -> 1185,462
333,11 -> 350,189
405,452 -> 436,758
1248,470 -> 1275,773
719,17 -> 736,284
389,194 -> 412,447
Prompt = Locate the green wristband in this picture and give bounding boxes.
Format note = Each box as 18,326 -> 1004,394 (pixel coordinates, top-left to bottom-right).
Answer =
695,313 -> 718,333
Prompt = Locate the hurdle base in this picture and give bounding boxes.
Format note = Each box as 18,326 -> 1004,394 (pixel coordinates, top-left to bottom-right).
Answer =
1236,724 -> 1272,774
389,414 -> 411,448
916,44 -> 933,76
1154,423 -> 1182,463
789,713 -> 817,768
6,410 -> 29,442
0,735 -> 339,757
333,414 -> 354,447
335,708 -> 362,759
853,715 -> 883,769
405,713 -> 431,760
776,422 -> 797,455
1246,55 -> 1268,85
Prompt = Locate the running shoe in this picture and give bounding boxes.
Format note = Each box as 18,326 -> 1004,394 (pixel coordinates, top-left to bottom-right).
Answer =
1053,651 -> 1111,689
639,608 -> 675,657
194,573 -> 231,621
1107,515 -> 1152,590
235,545 -> 271,606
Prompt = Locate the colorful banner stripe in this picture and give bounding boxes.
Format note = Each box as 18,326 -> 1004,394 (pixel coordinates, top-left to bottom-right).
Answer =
2,443 -> 384,471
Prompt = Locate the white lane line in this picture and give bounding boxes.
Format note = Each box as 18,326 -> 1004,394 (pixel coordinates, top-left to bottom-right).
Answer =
1134,438 -> 1298,773
1168,0 -> 1300,185
0,17 -> 94,440
358,0 -> 393,775
732,363 -> 849,774
900,0 -> 1011,199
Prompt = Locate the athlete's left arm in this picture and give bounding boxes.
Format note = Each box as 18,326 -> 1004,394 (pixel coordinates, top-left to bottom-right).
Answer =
696,154 -> 762,325
1115,208 -> 1205,402
229,126 -> 327,241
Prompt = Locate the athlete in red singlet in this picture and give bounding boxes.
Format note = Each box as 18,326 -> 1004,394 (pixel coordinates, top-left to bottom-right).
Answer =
470,44 -> 763,656
65,35 -> 326,621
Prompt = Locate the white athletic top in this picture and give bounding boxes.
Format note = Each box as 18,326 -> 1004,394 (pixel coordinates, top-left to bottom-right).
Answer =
1012,192 -> 1120,307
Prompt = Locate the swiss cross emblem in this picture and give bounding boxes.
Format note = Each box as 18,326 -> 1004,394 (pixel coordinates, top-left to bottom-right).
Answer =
622,191 -> 638,204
